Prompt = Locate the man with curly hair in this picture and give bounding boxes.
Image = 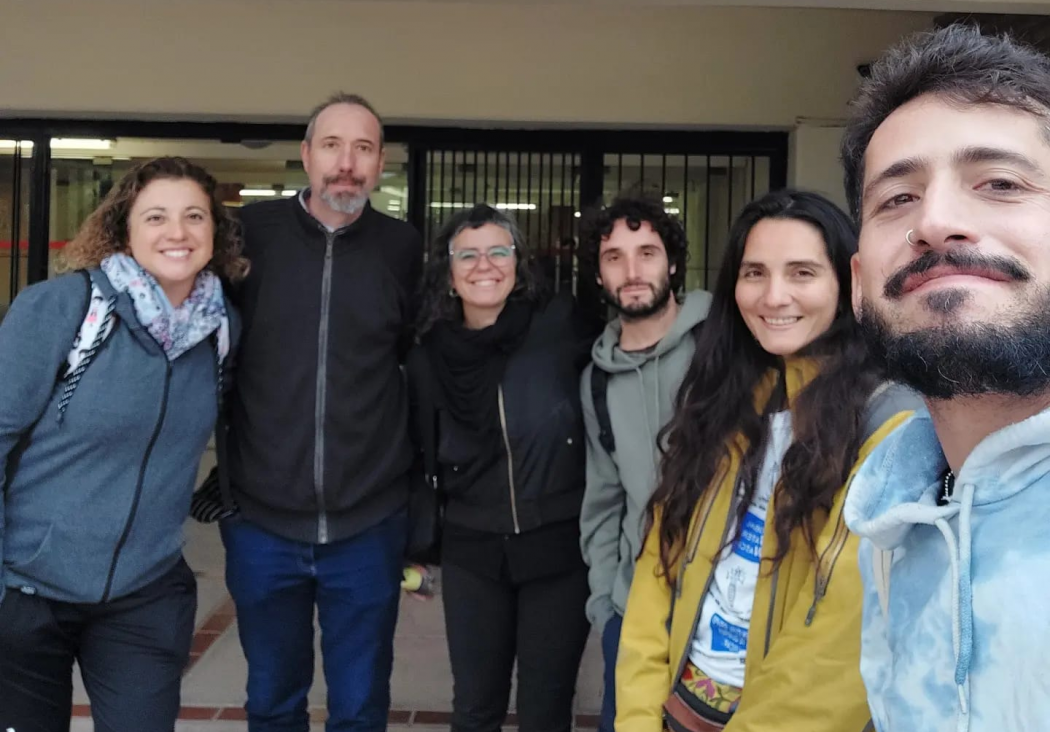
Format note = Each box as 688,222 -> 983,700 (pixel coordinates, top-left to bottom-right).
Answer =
577,194 -> 711,732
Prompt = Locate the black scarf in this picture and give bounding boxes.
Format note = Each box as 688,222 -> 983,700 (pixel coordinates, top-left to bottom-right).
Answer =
424,297 -> 534,447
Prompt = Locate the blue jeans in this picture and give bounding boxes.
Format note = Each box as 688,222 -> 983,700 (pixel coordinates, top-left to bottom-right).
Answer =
601,613 -> 623,732
221,511 -> 406,732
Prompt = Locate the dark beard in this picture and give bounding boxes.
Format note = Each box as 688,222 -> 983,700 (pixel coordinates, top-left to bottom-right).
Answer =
859,288 -> 1050,399
605,277 -> 673,322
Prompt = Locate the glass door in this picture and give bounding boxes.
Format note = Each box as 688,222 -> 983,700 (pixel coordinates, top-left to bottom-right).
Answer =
0,139 -> 33,319
45,137 -> 409,277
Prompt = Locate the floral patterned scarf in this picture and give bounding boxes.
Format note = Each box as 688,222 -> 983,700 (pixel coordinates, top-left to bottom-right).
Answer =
99,252 -> 229,361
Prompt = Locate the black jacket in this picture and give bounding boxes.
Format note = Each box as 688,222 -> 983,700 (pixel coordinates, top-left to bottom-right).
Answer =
406,293 -> 596,537
228,196 -> 422,544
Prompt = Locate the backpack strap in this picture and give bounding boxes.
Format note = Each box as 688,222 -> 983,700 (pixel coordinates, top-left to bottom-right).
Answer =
212,334 -> 236,516
858,381 -> 919,619
590,366 -> 616,455
57,271 -> 116,425
188,335 -> 238,523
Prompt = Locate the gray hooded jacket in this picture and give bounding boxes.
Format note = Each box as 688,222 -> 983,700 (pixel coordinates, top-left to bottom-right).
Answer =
579,290 -> 712,627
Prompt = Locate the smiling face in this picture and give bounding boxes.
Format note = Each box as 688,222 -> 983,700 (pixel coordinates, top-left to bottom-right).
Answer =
449,223 -> 517,326
855,94 -> 1050,331
853,93 -> 1050,397
126,177 -> 214,306
735,217 -> 840,357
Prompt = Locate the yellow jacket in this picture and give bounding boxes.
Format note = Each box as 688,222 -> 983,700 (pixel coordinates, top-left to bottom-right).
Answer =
616,360 -> 912,732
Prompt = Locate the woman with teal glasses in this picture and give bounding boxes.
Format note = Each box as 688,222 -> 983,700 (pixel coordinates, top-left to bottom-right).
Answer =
406,203 -> 599,732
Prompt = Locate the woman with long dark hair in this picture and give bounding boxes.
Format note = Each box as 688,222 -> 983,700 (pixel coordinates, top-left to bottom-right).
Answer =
615,189 -> 917,732
406,204 -> 597,732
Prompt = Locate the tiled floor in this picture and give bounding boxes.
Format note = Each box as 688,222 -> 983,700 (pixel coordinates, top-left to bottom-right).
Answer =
67,452 -> 605,729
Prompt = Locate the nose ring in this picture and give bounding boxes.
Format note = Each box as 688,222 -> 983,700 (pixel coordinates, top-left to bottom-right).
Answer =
905,229 -> 917,246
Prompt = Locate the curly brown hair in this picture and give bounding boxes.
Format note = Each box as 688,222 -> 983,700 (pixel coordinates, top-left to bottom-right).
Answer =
61,156 -> 249,282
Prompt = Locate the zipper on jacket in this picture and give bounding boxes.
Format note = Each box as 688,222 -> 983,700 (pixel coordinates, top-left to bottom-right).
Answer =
762,564 -> 780,658
805,509 -> 850,626
497,385 -> 521,534
671,487 -> 740,684
101,360 -> 171,603
313,232 -> 335,544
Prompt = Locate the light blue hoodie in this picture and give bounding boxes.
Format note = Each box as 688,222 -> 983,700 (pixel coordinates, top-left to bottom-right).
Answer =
844,405 -> 1050,732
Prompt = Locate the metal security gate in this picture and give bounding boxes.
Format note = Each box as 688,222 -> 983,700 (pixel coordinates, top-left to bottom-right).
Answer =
419,136 -> 785,299
601,153 -> 773,290
423,150 -> 582,294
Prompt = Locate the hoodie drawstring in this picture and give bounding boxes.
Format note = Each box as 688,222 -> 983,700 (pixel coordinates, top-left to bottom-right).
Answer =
633,361 -> 661,480
932,481 -> 976,731
653,354 -> 662,440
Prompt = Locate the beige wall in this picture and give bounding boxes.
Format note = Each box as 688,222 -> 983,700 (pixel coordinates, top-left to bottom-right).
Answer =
1,1 -> 933,128
790,124 -> 850,208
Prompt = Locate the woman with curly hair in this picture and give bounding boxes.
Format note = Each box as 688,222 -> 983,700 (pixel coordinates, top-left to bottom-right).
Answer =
0,156 -> 247,732
616,189 -> 918,732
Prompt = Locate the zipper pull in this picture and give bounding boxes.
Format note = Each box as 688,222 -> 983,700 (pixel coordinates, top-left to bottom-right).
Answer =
806,576 -> 830,626
804,602 -> 818,626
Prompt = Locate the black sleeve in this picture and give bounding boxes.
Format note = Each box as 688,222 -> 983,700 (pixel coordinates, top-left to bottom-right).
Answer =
223,205 -> 256,308
398,229 -> 425,364
570,296 -> 604,371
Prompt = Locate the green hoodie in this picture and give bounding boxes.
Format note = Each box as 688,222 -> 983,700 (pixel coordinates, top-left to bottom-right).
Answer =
579,289 -> 713,627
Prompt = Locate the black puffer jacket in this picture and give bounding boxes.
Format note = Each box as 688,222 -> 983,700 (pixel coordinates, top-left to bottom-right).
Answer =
406,293 -> 597,535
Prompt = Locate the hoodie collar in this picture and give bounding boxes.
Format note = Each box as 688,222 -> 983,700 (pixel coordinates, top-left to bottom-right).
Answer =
591,289 -> 713,372
753,356 -> 821,413
846,402 -> 1050,550
840,402 -> 1050,731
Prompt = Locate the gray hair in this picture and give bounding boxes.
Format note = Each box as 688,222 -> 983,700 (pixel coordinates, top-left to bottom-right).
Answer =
304,92 -> 385,146
416,203 -> 542,336
448,206 -> 527,254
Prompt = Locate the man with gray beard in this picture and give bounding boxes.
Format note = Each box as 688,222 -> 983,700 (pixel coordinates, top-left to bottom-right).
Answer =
221,93 -> 422,731
841,25 -> 1050,732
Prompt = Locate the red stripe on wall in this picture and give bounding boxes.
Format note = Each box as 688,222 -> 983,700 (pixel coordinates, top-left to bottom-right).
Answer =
0,240 -> 67,250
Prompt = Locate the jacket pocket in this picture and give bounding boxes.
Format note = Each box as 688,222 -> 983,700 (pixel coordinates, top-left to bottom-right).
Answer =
7,523 -> 54,574
541,398 -> 586,498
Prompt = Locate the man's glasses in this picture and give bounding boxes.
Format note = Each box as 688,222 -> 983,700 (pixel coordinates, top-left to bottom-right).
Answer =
449,244 -> 516,267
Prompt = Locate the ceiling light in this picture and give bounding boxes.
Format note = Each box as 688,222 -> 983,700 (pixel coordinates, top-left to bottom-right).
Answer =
429,202 -> 538,211
240,189 -> 277,197
662,196 -> 673,203
52,138 -> 112,150
665,207 -> 681,215
280,189 -> 298,197
0,138 -> 113,151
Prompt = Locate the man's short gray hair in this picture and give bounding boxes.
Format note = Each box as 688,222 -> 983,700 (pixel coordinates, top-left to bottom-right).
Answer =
304,92 -> 385,146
